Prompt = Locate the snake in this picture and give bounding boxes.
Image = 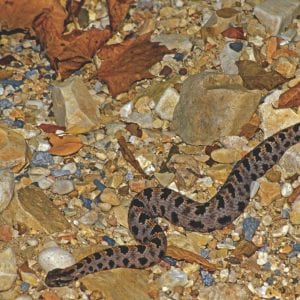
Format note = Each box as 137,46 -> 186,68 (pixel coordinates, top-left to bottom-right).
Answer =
45,122 -> 300,287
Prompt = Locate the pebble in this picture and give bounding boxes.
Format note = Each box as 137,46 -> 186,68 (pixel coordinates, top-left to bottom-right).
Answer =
159,268 -> 188,288
200,269 -> 214,286
98,202 -> 112,212
62,162 -> 77,174
220,43 -> 241,74
52,179 -> 74,195
250,181 -> 260,198
243,217 -> 260,241
102,236 -> 116,246
155,87 -> 180,121
38,177 -> 54,190
79,211 -> 98,225
257,251 -> 269,266
100,188 -> 121,206
0,98 -> 13,109
281,182 -> 293,197
119,101 -> 133,118
51,169 -> 71,177
38,246 -> 76,273
31,151 -> 54,167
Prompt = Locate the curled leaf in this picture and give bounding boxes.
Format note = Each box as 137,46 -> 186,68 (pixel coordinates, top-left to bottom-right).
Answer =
48,133 -> 83,156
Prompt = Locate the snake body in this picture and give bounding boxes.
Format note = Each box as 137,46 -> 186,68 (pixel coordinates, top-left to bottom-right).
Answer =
45,122 -> 300,287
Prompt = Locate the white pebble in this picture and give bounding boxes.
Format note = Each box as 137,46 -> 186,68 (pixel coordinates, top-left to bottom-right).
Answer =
37,140 -> 51,152
250,181 -> 260,198
257,251 -> 268,265
38,247 -> 75,272
26,238 -> 38,247
119,102 -> 133,118
219,269 -> 229,282
281,182 -> 293,197
272,224 -> 289,237
38,177 -> 54,190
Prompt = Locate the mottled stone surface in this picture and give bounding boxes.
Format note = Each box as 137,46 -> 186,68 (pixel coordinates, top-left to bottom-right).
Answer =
0,169 -> 14,213
0,247 -> 17,291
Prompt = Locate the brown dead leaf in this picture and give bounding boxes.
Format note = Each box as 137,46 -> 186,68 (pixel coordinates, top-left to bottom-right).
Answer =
33,12 -> 112,79
125,123 -> 143,137
166,245 -> 217,272
0,0 -> 66,35
38,123 -> 66,133
117,135 -> 147,178
48,133 -> 83,156
98,32 -> 173,96
107,0 -> 135,31
0,55 -> 18,66
278,82 -> 300,108
221,27 -> 245,40
236,60 -> 287,90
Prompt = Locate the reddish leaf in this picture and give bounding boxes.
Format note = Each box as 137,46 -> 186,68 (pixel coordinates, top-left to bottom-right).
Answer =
278,83 -> 300,108
107,0 -> 135,31
38,123 -> 66,133
48,133 -> 83,156
221,27 -> 245,40
0,0 -> 66,35
33,12 -> 112,79
98,32 -> 173,96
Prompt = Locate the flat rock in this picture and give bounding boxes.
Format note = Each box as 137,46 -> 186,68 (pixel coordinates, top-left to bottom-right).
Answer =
1,185 -> 71,234
279,144 -> 300,177
173,71 -> 261,145
51,76 -> 100,134
258,179 -> 281,207
0,169 -> 15,213
0,247 -> 17,291
151,33 -> 192,52
0,125 -> 30,172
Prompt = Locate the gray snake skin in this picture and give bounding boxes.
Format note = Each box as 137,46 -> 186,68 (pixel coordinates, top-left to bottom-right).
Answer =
45,122 -> 300,287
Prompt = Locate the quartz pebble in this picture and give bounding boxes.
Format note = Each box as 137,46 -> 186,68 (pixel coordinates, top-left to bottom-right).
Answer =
281,182 -> 293,197
159,268 -> 188,288
38,246 -> 76,273
52,179 -> 74,195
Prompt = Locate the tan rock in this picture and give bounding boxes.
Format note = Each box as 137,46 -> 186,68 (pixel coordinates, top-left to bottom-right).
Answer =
0,169 -> 14,213
206,164 -> 232,183
1,186 -> 71,234
0,125 -> 30,172
51,76 -> 100,134
173,71 -> 261,145
211,148 -> 243,164
258,179 -> 281,206
100,188 -> 120,206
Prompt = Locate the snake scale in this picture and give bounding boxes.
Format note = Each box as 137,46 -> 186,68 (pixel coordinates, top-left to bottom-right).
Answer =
45,122 -> 300,287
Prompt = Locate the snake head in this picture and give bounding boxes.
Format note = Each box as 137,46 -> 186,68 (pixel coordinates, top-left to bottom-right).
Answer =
45,268 -> 75,287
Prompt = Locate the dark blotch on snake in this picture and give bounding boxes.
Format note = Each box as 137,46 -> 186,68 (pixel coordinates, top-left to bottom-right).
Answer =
160,205 -> 166,215
106,248 -> 114,257
174,196 -> 184,207
131,225 -> 139,236
151,224 -> 162,235
218,215 -> 232,225
119,246 -> 129,255
108,260 -> 115,268
265,143 -> 272,153
123,258 -> 129,266
189,220 -> 204,229
143,188 -> 153,200
161,188 -> 172,200
138,213 -> 149,224
171,212 -> 179,223
238,201 -> 246,212
138,257 -> 148,265
151,237 -> 162,247
132,198 -> 145,208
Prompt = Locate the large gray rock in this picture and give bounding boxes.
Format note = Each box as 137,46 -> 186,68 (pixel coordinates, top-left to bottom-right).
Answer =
173,71 -> 261,145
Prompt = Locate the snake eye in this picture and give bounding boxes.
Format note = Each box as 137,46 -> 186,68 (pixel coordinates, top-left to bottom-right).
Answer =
45,268 -> 74,287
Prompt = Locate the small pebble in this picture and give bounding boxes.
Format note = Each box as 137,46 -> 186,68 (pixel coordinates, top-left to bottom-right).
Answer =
62,162 -> 77,174
281,182 -> 293,197
200,269 -> 214,286
79,211 -> 98,225
257,251 -> 268,265
250,181 -> 260,198
162,256 -> 177,266
229,42 -> 243,52
98,202 -> 112,212
31,151 -> 54,167
52,179 -> 74,195
160,268 -> 188,288
38,246 -> 76,272
174,53 -> 184,61
243,217 -> 260,241
80,196 -> 93,209
26,238 -> 38,247
102,236 -> 116,246
0,98 -> 13,109
38,177 -> 54,190
94,179 -> 106,191
20,281 -> 30,292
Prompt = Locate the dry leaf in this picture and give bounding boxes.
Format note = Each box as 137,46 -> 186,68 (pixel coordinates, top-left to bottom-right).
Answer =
0,0 -> 66,35
236,60 -> 287,90
278,83 -> 300,108
107,0 -> 135,31
221,27 -> 245,40
125,123 -> 143,137
166,245 -> 217,272
0,55 -> 18,66
239,113 -> 260,139
98,32 -> 173,96
117,135 -> 147,178
48,133 -> 83,156
38,123 -> 66,133
33,12 -> 112,78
